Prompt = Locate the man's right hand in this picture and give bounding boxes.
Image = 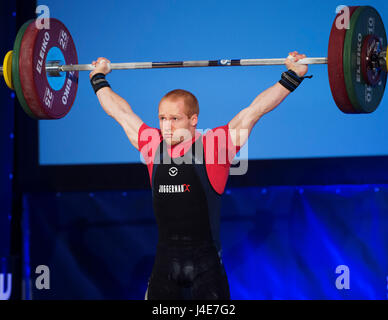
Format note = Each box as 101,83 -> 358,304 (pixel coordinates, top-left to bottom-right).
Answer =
89,57 -> 112,79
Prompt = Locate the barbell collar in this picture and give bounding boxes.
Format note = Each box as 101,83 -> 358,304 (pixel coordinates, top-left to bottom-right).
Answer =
45,60 -> 63,77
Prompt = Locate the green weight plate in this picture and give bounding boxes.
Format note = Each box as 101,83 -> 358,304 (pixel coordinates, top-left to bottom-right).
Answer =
12,20 -> 38,119
343,6 -> 387,113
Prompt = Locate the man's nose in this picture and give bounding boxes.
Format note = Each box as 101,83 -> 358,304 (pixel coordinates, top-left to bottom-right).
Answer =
163,120 -> 173,130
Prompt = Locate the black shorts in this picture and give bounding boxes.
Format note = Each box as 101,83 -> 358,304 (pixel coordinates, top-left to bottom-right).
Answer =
147,242 -> 230,300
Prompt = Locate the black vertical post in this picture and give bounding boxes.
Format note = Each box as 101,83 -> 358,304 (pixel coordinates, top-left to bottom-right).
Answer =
0,1 -> 16,301
9,0 -> 37,300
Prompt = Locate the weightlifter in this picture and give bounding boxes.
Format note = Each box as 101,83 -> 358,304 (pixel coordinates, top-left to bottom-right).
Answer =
89,51 -> 308,300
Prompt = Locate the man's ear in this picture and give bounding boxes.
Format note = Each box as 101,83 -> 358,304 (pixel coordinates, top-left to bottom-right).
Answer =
190,114 -> 198,127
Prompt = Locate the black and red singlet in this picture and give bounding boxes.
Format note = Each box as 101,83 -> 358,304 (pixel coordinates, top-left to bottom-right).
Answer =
138,123 -> 240,300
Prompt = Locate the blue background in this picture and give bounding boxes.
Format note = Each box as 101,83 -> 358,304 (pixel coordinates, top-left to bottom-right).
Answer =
38,0 -> 388,165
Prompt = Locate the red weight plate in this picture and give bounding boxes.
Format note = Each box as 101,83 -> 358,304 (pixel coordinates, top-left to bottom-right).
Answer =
19,18 -> 79,119
327,6 -> 358,114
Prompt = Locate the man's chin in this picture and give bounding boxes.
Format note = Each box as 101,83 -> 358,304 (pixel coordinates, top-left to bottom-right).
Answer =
164,138 -> 181,146
163,137 -> 174,145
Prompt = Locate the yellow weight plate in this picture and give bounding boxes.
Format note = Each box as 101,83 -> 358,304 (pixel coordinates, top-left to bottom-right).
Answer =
3,51 -> 14,90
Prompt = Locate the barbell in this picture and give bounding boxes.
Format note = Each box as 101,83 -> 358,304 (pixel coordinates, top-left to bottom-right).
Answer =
0,5 -> 387,119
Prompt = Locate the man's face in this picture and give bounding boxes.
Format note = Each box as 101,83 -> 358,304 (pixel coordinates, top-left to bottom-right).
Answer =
158,98 -> 198,146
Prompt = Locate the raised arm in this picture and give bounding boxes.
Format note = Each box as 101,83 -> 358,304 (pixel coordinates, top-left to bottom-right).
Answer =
90,57 -> 144,150
228,51 -> 308,147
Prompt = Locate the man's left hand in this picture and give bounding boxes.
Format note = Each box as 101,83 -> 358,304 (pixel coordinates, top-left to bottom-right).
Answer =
285,51 -> 308,77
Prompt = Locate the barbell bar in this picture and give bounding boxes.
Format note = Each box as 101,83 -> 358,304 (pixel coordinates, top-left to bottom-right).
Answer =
0,5 -> 387,119
46,57 -> 332,72
1,57 -> 329,76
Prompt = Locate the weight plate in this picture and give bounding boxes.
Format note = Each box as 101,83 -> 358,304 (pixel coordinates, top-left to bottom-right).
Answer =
19,18 -> 79,119
12,20 -> 38,119
3,51 -> 14,90
343,6 -> 387,113
328,6 -> 359,114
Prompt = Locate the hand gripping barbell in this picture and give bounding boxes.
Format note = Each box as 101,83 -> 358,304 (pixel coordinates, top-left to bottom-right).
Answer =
0,5 -> 387,119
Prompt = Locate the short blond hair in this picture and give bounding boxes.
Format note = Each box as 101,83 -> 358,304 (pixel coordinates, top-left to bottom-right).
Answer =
161,89 -> 199,118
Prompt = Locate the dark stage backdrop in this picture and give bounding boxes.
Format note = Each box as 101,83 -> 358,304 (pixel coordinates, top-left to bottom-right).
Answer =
23,184 -> 388,299
0,1 -> 16,301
